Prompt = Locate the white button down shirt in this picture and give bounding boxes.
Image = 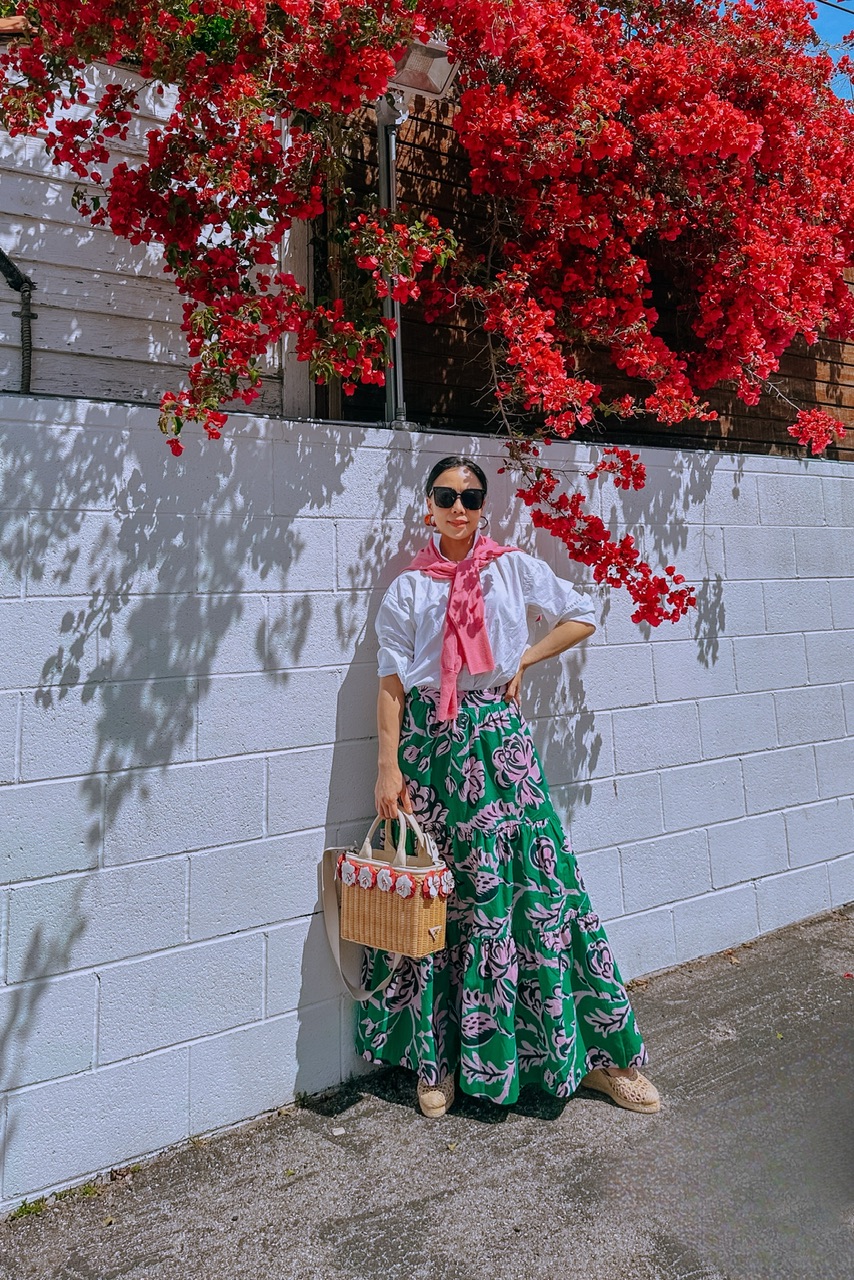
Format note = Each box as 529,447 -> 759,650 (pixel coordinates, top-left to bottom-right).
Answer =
376,533 -> 596,692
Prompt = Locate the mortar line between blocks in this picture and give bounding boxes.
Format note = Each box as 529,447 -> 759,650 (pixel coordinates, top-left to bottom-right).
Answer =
810,741 -> 821,798
98,775 -> 107,870
13,689 -> 22,784
261,931 -> 267,1018
769,690 -> 783,747
5,587 -> 344,606
6,824 -> 333,890
1,1007 -> 333,1104
184,857 -> 191,943
0,891 -> 9,987
0,1091 -> 6,1201
193,512 -> 201,596
614,846 -> 626,916
332,517 -> 338,590
4,920 -> 319,988
738,756 -> 749,824
702,828 -> 713,889
193,675 -> 199,760
93,971 -> 101,1069
3,743 -> 340,790
20,512 -> 28,600
263,757 -> 269,838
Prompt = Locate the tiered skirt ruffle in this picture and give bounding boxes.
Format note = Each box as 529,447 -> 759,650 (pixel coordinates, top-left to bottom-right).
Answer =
355,686 -> 648,1105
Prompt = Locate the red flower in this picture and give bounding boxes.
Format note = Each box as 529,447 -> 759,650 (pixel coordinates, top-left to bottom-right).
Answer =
9,0 -> 853,626
788,410 -> 846,457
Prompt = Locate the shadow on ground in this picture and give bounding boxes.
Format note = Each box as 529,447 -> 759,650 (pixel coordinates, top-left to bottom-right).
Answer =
2,906 -> 851,1280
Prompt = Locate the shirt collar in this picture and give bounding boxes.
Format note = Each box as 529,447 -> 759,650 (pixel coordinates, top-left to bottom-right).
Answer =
432,530 -> 481,562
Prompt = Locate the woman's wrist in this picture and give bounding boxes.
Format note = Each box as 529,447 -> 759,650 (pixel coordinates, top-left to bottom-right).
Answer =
518,647 -> 536,672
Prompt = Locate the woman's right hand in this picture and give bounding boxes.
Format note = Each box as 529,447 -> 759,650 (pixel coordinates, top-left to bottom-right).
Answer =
375,765 -> 412,820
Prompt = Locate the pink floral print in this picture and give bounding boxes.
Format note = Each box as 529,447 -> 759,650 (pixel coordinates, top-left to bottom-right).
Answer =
355,686 -> 648,1103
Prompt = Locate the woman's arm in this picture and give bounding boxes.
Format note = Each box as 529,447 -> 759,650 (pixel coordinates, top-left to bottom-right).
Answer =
505,618 -> 596,705
375,674 -> 413,819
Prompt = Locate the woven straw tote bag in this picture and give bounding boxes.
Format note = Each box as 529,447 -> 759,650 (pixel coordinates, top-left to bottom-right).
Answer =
321,811 -> 454,1001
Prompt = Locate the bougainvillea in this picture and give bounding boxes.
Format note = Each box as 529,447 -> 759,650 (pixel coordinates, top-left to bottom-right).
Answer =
1,0 -> 852,625
787,408 -> 848,455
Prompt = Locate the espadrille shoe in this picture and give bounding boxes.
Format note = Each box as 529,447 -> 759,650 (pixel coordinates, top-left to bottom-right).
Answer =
417,1076 -> 455,1118
579,1068 -> 661,1114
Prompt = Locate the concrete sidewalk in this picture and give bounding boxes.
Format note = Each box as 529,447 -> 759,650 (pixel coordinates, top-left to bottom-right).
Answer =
2,906 -> 852,1280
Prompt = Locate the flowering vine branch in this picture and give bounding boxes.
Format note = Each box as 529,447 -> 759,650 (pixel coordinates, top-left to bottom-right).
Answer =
2,0 -> 852,626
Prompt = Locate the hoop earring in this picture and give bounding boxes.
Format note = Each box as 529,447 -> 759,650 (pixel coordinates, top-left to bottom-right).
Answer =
478,515 -> 489,530
424,512 -> 436,527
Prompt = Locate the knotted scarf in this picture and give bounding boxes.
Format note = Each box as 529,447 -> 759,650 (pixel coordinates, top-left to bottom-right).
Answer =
407,535 -> 518,721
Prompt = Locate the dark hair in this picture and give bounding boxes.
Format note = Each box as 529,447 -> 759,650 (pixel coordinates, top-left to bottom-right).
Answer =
424,455 -> 488,496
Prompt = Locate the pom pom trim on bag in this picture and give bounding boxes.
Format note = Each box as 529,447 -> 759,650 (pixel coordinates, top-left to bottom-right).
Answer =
337,853 -> 454,900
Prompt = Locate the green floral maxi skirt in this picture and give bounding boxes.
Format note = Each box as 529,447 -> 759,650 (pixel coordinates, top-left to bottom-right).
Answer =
355,686 -> 648,1105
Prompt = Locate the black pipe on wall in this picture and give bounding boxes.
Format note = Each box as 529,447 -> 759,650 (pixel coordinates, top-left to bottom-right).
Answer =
0,246 -> 36,393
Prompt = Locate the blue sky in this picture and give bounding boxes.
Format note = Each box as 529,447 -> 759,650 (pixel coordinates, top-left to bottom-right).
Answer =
810,2 -> 854,96
811,2 -> 854,52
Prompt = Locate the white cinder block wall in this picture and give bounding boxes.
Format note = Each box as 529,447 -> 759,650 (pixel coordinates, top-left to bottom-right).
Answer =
0,394 -> 852,1210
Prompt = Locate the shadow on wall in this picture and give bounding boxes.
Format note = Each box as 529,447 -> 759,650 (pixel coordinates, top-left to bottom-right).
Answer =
0,412 -> 370,816
0,413 -> 729,1141
501,443 -> 738,669
0,882 -> 88,1161
294,442 -> 729,1088
0,406 -> 372,1157
291,448 -> 419,1090
601,448 -> 746,666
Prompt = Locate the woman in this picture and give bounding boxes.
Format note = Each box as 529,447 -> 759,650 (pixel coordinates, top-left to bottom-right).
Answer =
355,455 -> 659,1119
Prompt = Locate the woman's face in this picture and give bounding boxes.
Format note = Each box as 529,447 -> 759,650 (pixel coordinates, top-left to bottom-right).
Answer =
427,466 -> 485,545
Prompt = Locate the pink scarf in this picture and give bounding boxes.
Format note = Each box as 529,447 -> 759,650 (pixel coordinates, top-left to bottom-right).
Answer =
407,535 -> 518,721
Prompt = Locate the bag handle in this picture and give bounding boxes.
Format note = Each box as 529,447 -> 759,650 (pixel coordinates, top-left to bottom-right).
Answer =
358,814 -> 409,867
358,810 -> 442,869
398,809 -> 443,867
321,847 -> 403,1002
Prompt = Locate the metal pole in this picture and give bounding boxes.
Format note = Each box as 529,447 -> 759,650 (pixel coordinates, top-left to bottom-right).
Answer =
375,94 -> 409,427
376,113 -> 396,425
387,124 -> 407,427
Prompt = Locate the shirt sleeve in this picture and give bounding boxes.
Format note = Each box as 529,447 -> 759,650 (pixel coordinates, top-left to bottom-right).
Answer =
375,576 -> 416,682
518,553 -> 597,629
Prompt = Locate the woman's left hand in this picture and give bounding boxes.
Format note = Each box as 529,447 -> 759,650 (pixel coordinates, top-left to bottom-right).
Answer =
504,621 -> 595,708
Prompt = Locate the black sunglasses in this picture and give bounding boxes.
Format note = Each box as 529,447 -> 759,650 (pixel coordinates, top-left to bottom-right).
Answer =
430,485 -> 486,511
